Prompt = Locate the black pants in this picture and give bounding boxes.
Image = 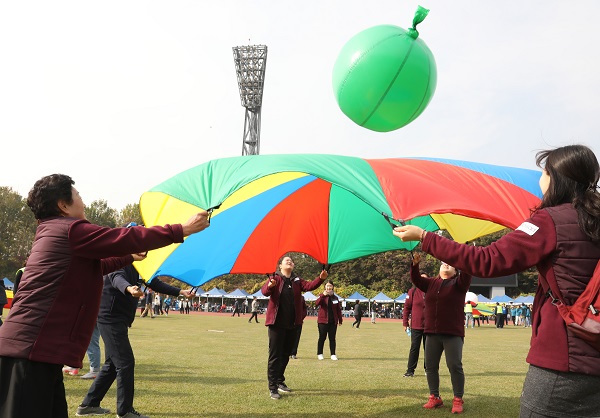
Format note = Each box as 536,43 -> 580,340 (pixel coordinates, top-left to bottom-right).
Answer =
248,312 -> 259,322
232,308 -> 240,317
317,323 -> 338,356
290,324 -> 303,356
352,315 -> 362,328
82,322 -> 135,416
496,313 -> 505,328
0,356 -> 67,418
406,328 -> 426,374
267,325 -> 296,391
424,334 -> 464,398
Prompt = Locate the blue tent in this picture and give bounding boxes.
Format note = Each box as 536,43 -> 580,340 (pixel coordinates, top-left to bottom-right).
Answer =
199,287 -> 227,306
302,291 -> 317,301
345,291 -> 369,302
371,292 -> 394,303
513,295 -> 534,304
251,289 -> 269,300
203,287 -> 225,296
3,278 -> 14,289
477,294 -> 492,303
395,293 -> 408,303
491,295 -> 514,303
225,288 -> 251,298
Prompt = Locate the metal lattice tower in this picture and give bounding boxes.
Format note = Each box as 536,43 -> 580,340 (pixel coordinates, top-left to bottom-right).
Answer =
232,45 -> 268,156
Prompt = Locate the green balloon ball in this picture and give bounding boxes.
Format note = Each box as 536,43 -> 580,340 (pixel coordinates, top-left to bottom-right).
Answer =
332,24 -> 437,132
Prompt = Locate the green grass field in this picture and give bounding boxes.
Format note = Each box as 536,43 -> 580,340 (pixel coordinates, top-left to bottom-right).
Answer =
60,312 -> 530,417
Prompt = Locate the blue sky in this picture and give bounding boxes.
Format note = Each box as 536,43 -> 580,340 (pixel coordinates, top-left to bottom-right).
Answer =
1,1 -> 599,209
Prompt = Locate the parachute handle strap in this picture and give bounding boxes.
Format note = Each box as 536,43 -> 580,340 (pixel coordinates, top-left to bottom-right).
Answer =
206,204 -> 222,224
383,212 -> 415,258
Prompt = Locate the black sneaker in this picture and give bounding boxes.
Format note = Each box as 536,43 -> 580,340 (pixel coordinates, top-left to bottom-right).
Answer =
75,405 -> 110,416
403,372 -> 414,377
277,383 -> 292,393
270,390 -> 281,400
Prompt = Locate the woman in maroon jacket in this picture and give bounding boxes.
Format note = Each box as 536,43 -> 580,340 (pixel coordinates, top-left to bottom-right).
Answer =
315,280 -> 343,361
0,174 -> 210,418
411,255 -> 471,414
261,256 -> 327,400
394,144 -> 600,417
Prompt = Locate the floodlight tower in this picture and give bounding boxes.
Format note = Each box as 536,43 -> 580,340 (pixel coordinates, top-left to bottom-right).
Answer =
232,45 -> 268,156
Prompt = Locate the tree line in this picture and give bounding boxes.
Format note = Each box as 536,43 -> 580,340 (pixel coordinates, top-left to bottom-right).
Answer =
0,186 -> 538,296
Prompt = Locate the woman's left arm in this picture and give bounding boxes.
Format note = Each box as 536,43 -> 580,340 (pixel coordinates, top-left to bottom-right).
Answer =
423,211 -> 557,278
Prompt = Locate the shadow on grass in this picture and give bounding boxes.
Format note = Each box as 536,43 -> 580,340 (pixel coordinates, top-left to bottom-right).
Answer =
150,391 -> 520,417
468,370 -> 526,377
135,363 -> 260,385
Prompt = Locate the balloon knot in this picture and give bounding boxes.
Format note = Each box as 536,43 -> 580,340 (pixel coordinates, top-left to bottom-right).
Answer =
408,5 -> 430,40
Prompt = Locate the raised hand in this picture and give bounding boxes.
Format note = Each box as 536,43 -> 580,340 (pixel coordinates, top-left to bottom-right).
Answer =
182,211 -> 210,237
412,252 -> 422,266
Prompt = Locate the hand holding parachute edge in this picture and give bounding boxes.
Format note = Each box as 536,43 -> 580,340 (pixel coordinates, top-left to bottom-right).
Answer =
393,225 -> 423,242
132,252 -> 148,262
181,211 -> 210,236
127,285 -> 144,298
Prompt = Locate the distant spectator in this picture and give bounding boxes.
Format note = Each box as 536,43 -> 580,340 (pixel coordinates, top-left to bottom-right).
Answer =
0,281 -> 7,327
352,300 -> 363,329
248,296 -> 260,323
231,299 -> 241,317
140,290 -> 155,318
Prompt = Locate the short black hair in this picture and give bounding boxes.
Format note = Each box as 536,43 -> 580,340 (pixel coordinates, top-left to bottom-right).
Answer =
27,174 -> 74,220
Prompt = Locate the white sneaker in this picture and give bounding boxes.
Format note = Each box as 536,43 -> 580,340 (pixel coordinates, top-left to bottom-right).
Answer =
331,355 -> 338,361
317,354 -> 324,360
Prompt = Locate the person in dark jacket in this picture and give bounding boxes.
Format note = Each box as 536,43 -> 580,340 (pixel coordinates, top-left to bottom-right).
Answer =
394,144 -> 600,417
76,263 -> 193,418
231,299 -> 241,317
352,300 -> 363,328
0,281 -> 7,327
261,255 -> 327,400
0,174 -> 210,418
402,285 -> 426,377
315,280 -> 343,361
409,254 -> 471,414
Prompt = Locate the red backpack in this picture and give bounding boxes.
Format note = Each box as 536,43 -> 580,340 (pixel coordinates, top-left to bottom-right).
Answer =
545,261 -> 600,351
